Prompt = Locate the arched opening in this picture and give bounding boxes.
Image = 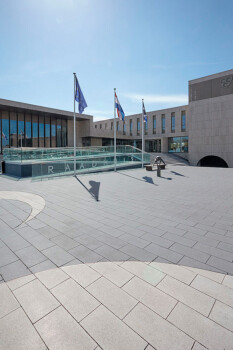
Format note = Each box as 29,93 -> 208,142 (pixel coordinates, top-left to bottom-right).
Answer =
197,155 -> 228,168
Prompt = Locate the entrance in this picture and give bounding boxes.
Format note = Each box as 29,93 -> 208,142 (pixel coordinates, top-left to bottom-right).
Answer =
145,140 -> 161,153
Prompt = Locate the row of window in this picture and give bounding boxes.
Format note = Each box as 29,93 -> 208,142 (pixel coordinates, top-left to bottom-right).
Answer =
0,111 -> 67,152
95,111 -> 186,135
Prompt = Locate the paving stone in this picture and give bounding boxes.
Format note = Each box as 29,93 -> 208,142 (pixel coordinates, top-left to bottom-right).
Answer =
1,233 -> 31,251
157,275 -> 214,316
14,279 -> 59,323
30,260 -> 56,273
16,226 -> 39,240
96,233 -> 126,249
51,234 -> 80,250
168,302 -> 233,350
121,261 -> 165,286
207,256 -> 233,274
120,244 -> 156,261
0,283 -> 20,318
95,244 -> 129,262
16,246 -> 47,268
192,342 -> 207,350
35,306 -> 96,350
178,256 -> 224,275
35,267 -> 69,289
209,300 -> 233,332
73,234 -> 103,250
27,234 -> 55,251
170,243 -> 210,263
37,226 -> 61,239
0,246 -> 18,268
51,278 -> 99,322
162,231 -> 195,247
218,241 -> 233,253
0,260 -> 31,282
81,305 -> 147,350
123,276 -> 177,318
69,245 -> 103,263
177,224 -> 207,236
138,225 -> 166,236
87,277 -> 137,319
118,232 -> 150,248
89,261 -> 133,287
124,303 -> 194,350
42,246 -> 74,266
150,261 -> 196,284
27,219 -> 47,229
7,274 -> 36,291
184,231 -> 219,247
0,308 -> 46,350
145,243 -> 183,263
62,263 -> 101,287
118,225 -> 145,237
191,274 -> 233,307
222,275 -> 233,290
194,242 -> 233,262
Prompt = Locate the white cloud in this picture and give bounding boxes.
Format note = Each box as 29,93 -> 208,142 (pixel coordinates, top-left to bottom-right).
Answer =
86,109 -> 113,122
125,93 -> 188,105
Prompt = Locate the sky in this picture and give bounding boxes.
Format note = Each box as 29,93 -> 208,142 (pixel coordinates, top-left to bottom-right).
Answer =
0,0 -> 233,121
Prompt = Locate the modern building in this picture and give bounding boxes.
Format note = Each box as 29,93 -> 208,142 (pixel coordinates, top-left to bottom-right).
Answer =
0,68 -> 233,167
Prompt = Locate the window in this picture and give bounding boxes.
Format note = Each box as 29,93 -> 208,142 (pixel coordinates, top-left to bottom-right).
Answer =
123,122 -> 126,135
39,116 -> 45,147
105,123 -> 107,130
45,116 -> 50,148
153,115 -> 156,134
95,125 -> 97,129
171,112 -> 175,133
100,124 -> 102,129
56,119 -> 62,147
10,112 -> 17,147
144,120 -> 148,135
111,122 -> 113,130
161,114 -> 165,134
2,111 -> 9,149
130,119 -> 132,135
117,121 -> 119,131
181,111 -> 186,131
62,119 -> 67,147
137,118 -> 140,135
32,115 -> 38,147
25,114 -> 32,147
168,136 -> 188,153
18,113 -> 24,147
51,117 -> 56,147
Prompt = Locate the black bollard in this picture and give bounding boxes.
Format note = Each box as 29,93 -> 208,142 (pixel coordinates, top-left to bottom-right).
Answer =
157,164 -> 161,177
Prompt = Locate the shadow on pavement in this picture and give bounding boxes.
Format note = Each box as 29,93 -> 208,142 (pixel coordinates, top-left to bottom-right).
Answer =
75,176 -> 100,201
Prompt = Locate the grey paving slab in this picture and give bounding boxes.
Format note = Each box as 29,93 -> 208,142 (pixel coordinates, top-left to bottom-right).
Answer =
81,305 -> 147,350
95,244 -> 130,262
0,260 -> 31,281
0,308 -> 46,350
27,234 -> 55,251
69,245 -> 103,263
145,243 -> 183,263
35,267 -> 69,289
30,259 -> 56,273
37,226 -> 61,239
124,303 -> 194,350
209,300 -> 233,332
51,278 -> 100,322
15,246 -> 47,268
74,234 -> 103,250
150,261 -> 196,284
35,306 -> 97,350
14,279 -> 60,323
61,263 -> 101,287
0,283 -> 20,318
7,274 -> 36,291
170,243 -> 210,263
51,234 -> 80,250
42,246 -> 74,266
0,246 -> 18,268
96,233 -> 126,249
222,275 -> 233,290
121,261 -> 165,286
1,232 -> 31,251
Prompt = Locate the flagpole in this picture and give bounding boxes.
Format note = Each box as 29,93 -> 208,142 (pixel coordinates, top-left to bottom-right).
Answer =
73,73 -> 76,176
114,88 -> 116,172
142,99 -> 144,168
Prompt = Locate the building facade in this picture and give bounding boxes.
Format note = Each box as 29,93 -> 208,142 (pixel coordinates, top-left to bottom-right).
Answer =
0,68 -> 233,167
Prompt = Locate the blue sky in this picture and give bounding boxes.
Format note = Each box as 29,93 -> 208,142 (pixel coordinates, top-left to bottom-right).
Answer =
0,0 -> 233,121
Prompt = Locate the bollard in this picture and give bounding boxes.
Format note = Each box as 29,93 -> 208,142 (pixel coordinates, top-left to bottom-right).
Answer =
157,164 -> 161,177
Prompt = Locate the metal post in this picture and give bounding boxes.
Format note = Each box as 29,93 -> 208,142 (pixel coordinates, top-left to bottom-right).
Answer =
73,73 -> 76,176
142,99 -> 144,168
114,88 -> 116,172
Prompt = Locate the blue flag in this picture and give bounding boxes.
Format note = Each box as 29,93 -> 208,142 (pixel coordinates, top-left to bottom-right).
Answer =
142,100 -> 147,122
75,76 -> 87,114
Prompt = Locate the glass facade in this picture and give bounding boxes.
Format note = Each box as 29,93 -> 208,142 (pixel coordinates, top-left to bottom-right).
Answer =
171,112 -> 175,133
137,118 -> 140,135
0,111 -> 68,153
153,115 -> 156,134
144,120 -> 148,135
168,136 -> 188,153
130,119 -> 132,135
117,121 -> 119,131
181,111 -> 186,131
161,114 -> 165,133
123,122 -> 126,135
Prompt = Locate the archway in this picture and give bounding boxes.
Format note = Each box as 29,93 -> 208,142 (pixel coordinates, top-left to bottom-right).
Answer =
197,155 -> 228,168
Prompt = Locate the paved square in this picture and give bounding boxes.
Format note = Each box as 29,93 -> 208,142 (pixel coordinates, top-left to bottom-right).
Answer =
0,165 -> 233,349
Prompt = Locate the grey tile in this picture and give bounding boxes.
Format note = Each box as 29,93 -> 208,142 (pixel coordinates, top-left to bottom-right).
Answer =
35,306 -> 96,350
16,246 -> 47,268
30,260 -> 56,273
95,244 -> 129,262
69,245 -> 103,263
170,243 -> 210,263
96,233 -> 126,249
37,226 -> 61,239
0,308 -> 46,350
27,234 -> 55,251
0,246 -> 18,268
14,279 -> 59,323
0,283 -> 20,318
74,234 -> 103,250
120,244 -> 156,262
35,267 -> 69,289
61,263 -> 101,288
51,234 -> 80,250
42,246 -> 74,266
0,260 -> 30,282
209,300 -> 233,332
145,243 -> 183,263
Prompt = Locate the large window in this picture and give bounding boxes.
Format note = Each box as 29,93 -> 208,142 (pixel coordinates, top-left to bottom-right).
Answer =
32,115 -> 38,147
18,113 -> 24,147
25,114 -> 32,147
161,114 -> 165,134
62,119 -> 67,147
56,119 -> 62,147
144,120 -> 148,135
45,116 -> 51,148
123,122 -> 126,135
51,117 -> 56,147
10,112 -> 17,147
2,111 -> 9,149
39,116 -> 45,147
137,118 -> 140,135
153,115 -> 156,134
181,111 -> 186,131
168,136 -> 188,153
111,122 -> 113,130
171,112 -> 175,133
130,119 -> 132,135
117,121 -> 119,131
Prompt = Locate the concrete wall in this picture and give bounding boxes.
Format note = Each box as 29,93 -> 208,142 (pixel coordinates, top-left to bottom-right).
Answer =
67,118 -> 92,147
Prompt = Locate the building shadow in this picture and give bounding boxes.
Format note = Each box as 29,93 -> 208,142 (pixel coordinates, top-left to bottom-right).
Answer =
75,176 -> 100,201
